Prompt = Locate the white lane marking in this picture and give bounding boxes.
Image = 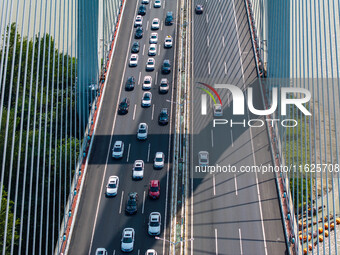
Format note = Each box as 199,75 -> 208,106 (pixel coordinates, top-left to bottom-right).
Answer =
163,0 -> 165,9
155,71 -> 158,85
138,71 -> 141,85
215,229 -> 218,255
147,143 -> 151,162
133,104 -> 137,120
213,174 -> 216,196
142,191 -> 146,214
119,191 -> 124,214
158,44 -> 161,56
146,20 -> 149,30
222,36 -> 225,47
207,36 -> 210,47
88,2 -> 138,253
138,249 -> 140,255
224,62 -> 227,75
220,13 -> 222,23
211,129 -> 214,147
208,62 -> 211,75
126,143 -> 131,162
113,250 -> 115,255
232,0 -> 245,84
150,1 -> 152,9
239,228 -> 243,255
142,44 -> 146,55
206,13 -> 209,23
160,21 -> 163,30
151,104 -> 155,120
230,129 -> 234,147
234,174 -> 238,195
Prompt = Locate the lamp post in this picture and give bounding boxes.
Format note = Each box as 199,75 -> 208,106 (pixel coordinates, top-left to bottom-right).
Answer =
155,236 -> 194,255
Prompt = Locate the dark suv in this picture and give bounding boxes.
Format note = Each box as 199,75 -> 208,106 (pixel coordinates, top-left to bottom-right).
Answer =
165,11 -> 173,25
158,108 -> 169,125
118,98 -> 130,114
131,42 -> 140,53
125,76 -> 135,91
135,27 -> 143,39
162,59 -> 171,74
125,192 -> 138,215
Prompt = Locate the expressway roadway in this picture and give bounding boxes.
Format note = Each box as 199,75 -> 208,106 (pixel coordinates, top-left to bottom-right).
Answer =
190,0 -> 288,255
68,0 -> 179,254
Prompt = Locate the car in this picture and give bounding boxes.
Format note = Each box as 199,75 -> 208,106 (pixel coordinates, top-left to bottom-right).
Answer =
159,78 -> 169,93
137,123 -> 148,140
125,192 -> 138,215
198,151 -> 209,166
121,228 -> 135,252
118,97 -> 130,114
145,250 -> 157,255
195,4 -> 203,14
158,108 -> 169,125
141,0 -> 149,3
151,18 -> 160,30
95,248 -> 108,255
146,58 -> 155,71
134,15 -> 143,27
106,176 -> 119,196
132,160 -> 144,180
141,92 -> 152,107
154,0 -> 161,8
149,180 -> 160,199
164,35 -> 173,48
131,41 -> 140,53
154,152 -> 165,169
148,212 -> 161,235
165,11 -> 173,25
213,104 -> 223,116
161,59 -> 171,74
112,140 -> 124,158
138,5 -> 146,15
125,76 -> 135,91
129,54 -> 138,67
143,76 -> 152,90
135,27 -> 143,39
148,44 -> 157,56
149,33 -> 158,44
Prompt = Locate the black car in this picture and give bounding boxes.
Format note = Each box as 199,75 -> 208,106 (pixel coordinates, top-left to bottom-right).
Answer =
125,76 -> 135,91
158,108 -> 169,125
138,5 -> 146,15
165,11 -> 173,25
125,192 -> 138,215
162,59 -> 171,74
135,27 -> 143,39
131,41 -> 140,53
118,98 -> 130,114
195,4 -> 203,14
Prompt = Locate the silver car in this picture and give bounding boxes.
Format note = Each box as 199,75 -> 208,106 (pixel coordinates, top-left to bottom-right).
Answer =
198,151 -> 209,166
213,104 -> 223,117
137,123 -> 148,140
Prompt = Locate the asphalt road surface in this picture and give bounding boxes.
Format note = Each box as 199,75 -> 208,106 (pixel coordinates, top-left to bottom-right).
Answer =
190,0 -> 288,254
68,0 -> 179,254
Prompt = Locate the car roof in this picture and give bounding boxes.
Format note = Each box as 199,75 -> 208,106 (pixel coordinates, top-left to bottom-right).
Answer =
114,141 -> 123,146
150,180 -> 160,186
150,212 -> 161,217
109,175 -> 118,181
135,160 -> 144,165
156,152 -> 164,157
163,59 -> 170,63
161,108 -> 168,113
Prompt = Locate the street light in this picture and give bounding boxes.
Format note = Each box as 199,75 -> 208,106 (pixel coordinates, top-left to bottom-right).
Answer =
166,99 -> 183,107
155,236 -> 194,255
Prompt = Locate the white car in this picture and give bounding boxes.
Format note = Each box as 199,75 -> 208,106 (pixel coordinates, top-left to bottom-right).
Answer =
132,160 -> 144,179
164,35 -> 173,48
142,0 -> 149,3
141,92 -> 152,107
150,33 -> 158,44
213,104 -> 223,116
145,249 -> 157,255
159,78 -> 169,93
95,248 -> 108,255
148,212 -> 161,235
129,54 -> 138,67
154,152 -> 165,169
154,0 -> 161,8
134,15 -> 143,27
151,18 -> 160,30
148,44 -> 157,56
146,58 -> 155,71
143,76 -> 152,90
137,123 -> 148,140
112,140 -> 124,158
106,176 -> 119,196
198,151 -> 209,166
121,228 -> 135,252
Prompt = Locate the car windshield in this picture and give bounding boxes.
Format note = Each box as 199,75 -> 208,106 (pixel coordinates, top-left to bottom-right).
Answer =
145,80 -> 151,84
108,183 -> 116,188
134,167 -> 143,171
113,147 -> 121,152
123,237 -> 133,243
127,200 -> 136,206
164,62 -> 170,67
152,35 -> 156,38
120,103 -> 127,108
150,187 -> 158,192
156,157 -> 163,162
144,95 -> 150,100
150,221 -> 159,227
139,129 -> 146,133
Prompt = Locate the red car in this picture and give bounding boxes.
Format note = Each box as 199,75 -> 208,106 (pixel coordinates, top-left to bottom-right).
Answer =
149,180 -> 160,199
